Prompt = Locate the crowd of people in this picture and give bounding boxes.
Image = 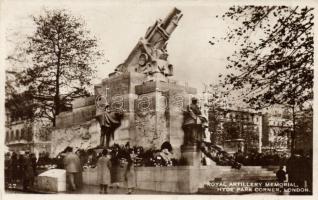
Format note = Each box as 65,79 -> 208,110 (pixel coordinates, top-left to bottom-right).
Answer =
4,142 -> 176,194
55,142 -> 177,170
60,144 -> 142,194
5,143 -> 312,195
4,142 -> 179,193
5,151 -> 37,191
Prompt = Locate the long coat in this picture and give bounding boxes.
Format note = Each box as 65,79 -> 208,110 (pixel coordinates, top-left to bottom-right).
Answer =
96,156 -> 112,185
63,153 -> 81,173
23,157 -> 35,180
124,162 -> 136,188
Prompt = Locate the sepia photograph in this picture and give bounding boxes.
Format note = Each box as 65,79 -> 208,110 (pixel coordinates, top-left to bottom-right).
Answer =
1,0 -> 315,197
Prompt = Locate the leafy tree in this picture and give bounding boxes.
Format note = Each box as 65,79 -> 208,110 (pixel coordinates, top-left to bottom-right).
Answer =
223,121 -> 240,140
205,84 -> 228,144
5,90 -> 36,121
294,108 -> 313,153
213,6 -> 313,153
215,6 -> 313,109
14,9 -> 103,126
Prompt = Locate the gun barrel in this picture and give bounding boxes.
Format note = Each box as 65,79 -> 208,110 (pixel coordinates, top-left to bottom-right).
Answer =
161,8 -> 182,30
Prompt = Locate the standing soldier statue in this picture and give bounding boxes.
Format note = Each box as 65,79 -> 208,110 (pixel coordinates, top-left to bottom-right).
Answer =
95,104 -> 123,148
182,97 -> 208,147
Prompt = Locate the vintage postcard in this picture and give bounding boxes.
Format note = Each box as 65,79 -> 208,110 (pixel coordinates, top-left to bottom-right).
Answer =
1,0 -> 316,199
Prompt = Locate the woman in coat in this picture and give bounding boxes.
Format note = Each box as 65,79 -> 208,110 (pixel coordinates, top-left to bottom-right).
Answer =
124,152 -> 136,194
96,149 -> 112,194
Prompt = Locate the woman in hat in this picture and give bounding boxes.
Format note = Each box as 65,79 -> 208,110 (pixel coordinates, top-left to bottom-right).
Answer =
96,149 -> 112,194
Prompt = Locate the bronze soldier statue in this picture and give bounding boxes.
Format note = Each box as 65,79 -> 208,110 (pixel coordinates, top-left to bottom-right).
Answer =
96,105 -> 124,148
182,97 -> 208,146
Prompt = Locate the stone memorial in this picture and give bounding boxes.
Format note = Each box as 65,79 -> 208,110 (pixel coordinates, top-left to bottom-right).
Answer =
51,8 -> 213,193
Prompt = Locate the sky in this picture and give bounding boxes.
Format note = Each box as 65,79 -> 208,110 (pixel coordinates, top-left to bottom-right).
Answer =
3,0 -> 241,93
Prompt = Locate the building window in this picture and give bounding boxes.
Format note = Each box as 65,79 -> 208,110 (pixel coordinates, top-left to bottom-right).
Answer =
21,129 -> 25,140
11,131 -> 14,141
27,127 -> 33,141
16,129 -> 20,140
6,131 -> 9,142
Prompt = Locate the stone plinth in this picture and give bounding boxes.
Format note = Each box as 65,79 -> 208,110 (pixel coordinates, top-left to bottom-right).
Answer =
133,80 -> 196,157
181,145 -> 202,166
83,166 -> 126,186
93,72 -> 197,155
82,165 -> 260,193
34,169 -> 66,193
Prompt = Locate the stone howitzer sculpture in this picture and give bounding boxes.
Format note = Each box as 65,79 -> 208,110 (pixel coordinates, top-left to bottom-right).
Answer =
113,7 -> 183,82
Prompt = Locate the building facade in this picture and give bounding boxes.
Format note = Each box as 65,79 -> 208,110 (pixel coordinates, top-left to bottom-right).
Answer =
5,113 -> 52,155
261,114 -> 291,153
207,107 -> 263,153
199,90 -> 263,153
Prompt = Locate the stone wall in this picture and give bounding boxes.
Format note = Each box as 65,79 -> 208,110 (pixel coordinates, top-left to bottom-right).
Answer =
82,165 -> 277,194
51,119 -> 100,157
82,165 -> 230,193
56,105 -> 96,129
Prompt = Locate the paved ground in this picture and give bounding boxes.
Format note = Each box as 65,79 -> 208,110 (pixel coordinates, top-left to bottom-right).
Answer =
5,185 -> 286,195
68,185 -> 178,194
5,184 -> 177,195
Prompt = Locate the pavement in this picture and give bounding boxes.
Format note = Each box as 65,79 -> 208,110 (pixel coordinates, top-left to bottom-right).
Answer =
5,183 -> 177,195
68,185 -> 177,194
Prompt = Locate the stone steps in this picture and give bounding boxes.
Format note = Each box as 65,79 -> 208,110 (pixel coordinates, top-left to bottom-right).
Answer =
219,176 -> 276,181
197,165 -> 278,194
219,171 -> 276,176
198,179 -> 278,194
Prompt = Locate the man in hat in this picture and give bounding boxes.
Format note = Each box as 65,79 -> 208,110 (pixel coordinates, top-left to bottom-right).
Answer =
63,147 -> 81,191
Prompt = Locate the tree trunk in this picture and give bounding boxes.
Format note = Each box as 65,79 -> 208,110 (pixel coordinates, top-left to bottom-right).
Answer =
291,105 -> 296,154
54,46 -> 61,127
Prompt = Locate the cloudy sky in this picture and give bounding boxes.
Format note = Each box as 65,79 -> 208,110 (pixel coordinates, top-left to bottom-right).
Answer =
4,0 -> 243,92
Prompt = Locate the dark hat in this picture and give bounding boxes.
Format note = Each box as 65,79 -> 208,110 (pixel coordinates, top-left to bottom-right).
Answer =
191,97 -> 198,101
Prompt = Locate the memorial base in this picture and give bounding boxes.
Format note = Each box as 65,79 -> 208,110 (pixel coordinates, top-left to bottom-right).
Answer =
181,145 -> 202,166
34,169 -> 66,193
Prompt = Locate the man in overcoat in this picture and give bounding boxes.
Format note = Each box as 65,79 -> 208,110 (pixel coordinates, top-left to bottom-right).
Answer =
63,147 -> 81,191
